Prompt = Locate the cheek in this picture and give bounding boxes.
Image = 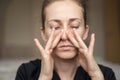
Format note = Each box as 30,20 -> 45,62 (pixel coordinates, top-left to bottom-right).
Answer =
54,29 -> 61,35
45,28 -> 61,39
45,29 -> 51,39
76,28 -> 85,38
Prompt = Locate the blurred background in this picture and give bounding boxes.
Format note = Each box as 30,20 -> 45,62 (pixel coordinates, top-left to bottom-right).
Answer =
0,0 -> 120,80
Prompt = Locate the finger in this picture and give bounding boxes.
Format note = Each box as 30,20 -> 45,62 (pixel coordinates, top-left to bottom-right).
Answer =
67,31 -> 79,48
34,38 -> 45,56
73,29 -> 87,49
45,28 -> 55,51
88,33 -> 95,54
52,31 -> 62,49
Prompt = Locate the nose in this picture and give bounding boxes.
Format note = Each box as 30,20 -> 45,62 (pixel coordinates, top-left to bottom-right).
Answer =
61,30 -> 68,40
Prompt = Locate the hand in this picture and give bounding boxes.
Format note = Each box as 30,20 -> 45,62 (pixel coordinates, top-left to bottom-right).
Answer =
34,29 -> 61,80
67,29 -> 104,80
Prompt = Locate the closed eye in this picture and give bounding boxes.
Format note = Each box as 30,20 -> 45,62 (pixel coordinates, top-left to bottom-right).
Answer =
55,26 -> 61,30
71,26 -> 79,29
50,26 -> 60,30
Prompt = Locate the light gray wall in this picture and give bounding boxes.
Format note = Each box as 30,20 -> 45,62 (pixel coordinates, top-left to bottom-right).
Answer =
0,0 -> 105,59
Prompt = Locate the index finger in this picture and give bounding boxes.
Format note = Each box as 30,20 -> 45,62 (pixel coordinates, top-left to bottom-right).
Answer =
45,28 -> 55,52
73,29 -> 87,49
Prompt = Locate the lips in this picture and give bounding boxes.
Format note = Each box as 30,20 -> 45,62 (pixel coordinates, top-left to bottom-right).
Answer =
59,45 -> 73,47
58,44 -> 74,50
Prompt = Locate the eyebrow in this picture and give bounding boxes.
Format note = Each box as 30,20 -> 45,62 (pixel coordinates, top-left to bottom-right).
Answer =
47,18 -> 82,24
69,18 -> 82,22
47,19 -> 61,25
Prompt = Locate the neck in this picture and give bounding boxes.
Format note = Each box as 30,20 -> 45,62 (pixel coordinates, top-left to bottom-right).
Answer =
54,56 -> 78,80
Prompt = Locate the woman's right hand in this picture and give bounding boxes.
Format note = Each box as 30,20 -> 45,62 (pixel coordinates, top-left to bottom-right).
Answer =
34,29 -> 61,80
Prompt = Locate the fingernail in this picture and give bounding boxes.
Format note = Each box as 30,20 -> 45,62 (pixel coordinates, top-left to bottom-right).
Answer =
92,33 -> 95,37
66,31 -> 68,35
52,28 -> 55,31
34,38 -> 37,42
73,28 -> 76,31
61,29 -> 63,32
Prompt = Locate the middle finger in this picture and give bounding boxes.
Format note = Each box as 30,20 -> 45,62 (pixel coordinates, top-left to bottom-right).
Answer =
67,31 -> 79,48
73,29 -> 87,49
51,30 -> 62,49
45,28 -> 55,51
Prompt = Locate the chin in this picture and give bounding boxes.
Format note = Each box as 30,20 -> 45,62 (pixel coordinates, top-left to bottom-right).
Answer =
54,50 -> 77,60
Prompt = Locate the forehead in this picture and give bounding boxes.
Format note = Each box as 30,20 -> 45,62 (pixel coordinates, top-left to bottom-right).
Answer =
45,1 -> 83,21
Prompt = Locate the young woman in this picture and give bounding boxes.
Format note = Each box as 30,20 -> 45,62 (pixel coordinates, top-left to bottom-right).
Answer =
15,0 -> 116,80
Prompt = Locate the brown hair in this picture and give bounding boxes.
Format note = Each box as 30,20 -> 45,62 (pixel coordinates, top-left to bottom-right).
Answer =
41,0 -> 87,29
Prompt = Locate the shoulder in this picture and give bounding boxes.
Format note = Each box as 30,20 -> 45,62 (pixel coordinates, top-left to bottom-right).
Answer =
98,64 -> 116,80
76,65 -> 116,80
98,64 -> 115,74
18,59 -> 41,73
15,59 -> 41,80
20,59 -> 41,69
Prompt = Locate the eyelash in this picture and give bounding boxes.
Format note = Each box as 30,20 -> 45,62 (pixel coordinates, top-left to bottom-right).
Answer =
50,26 -> 60,30
71,26 -> 79,29
55,26 -> 60,30
50,25 -> 79,30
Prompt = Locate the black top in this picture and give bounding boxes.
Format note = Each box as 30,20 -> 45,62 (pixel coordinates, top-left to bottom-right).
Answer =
15,59 -> 116,80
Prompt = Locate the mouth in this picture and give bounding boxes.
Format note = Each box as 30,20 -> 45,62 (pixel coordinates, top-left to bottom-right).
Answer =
58,45 -> 74,51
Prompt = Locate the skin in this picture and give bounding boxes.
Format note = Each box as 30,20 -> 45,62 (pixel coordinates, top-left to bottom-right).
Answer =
34,1 -> 104,80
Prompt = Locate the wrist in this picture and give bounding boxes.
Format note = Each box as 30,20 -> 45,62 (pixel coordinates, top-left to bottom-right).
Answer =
89,70 -> 104,80
91,75 -> 104,80
38,73 -> 52,80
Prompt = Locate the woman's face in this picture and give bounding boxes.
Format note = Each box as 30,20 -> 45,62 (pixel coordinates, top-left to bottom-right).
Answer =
41,1 -> 89,59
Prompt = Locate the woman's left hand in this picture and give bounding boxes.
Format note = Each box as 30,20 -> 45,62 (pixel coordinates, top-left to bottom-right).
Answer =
67,29 -> 104,80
